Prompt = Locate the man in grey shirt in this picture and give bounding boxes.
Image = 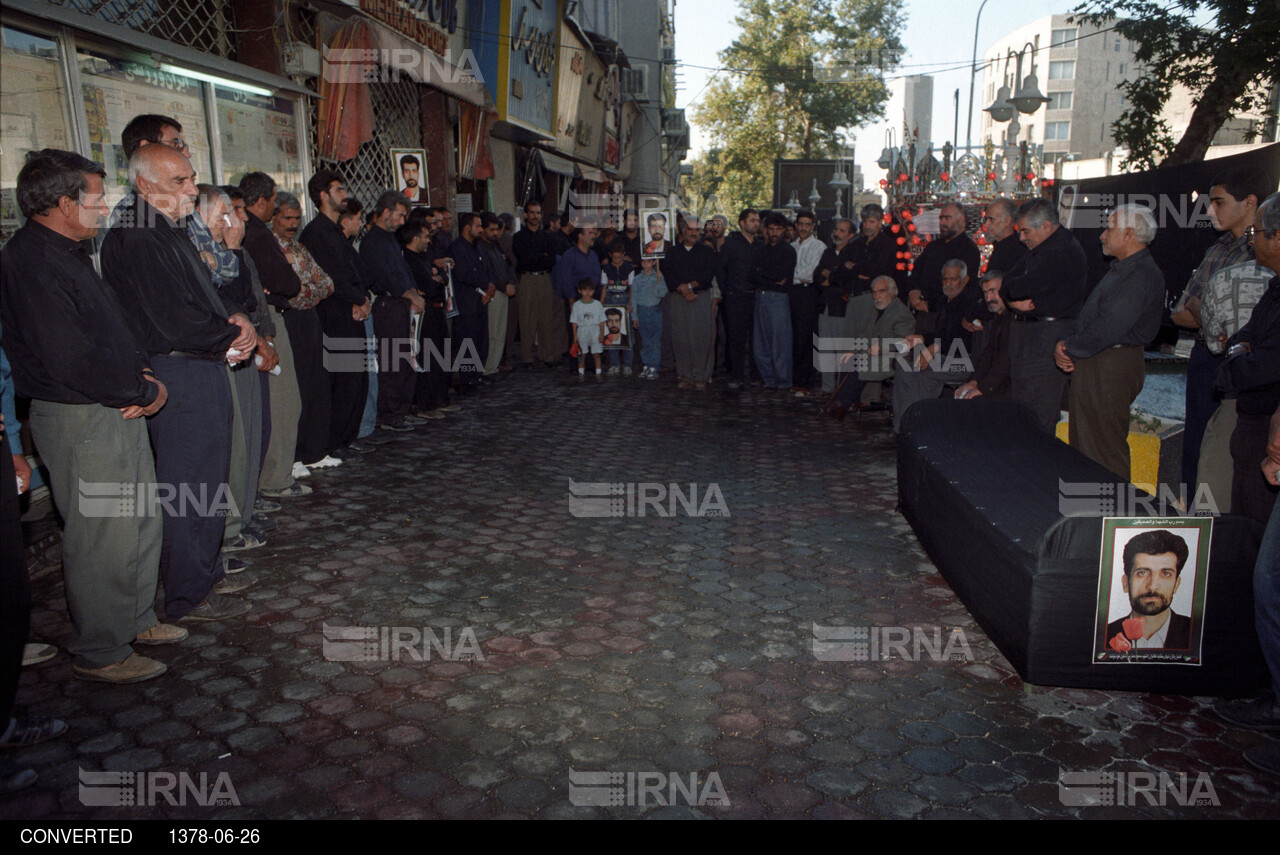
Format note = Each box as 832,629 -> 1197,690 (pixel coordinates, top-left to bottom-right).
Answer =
1054,205 -> 1165,479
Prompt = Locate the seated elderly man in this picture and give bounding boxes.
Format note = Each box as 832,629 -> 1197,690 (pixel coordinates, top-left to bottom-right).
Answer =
823,275 -> 915,419
953,271 -> 1013,401
890,259 -> 981,432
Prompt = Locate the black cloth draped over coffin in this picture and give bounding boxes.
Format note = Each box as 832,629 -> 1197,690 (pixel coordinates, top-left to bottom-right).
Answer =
896,398 -> 1264,695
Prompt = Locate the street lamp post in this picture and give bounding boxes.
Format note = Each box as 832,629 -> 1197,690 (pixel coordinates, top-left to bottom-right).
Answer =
965,0 -> 992,154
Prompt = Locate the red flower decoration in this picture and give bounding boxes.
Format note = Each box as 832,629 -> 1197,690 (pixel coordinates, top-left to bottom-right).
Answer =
906,222 -> 916,232
898,173 -> 908,182
1122,616 -> 1145,640
896,236 -> 906,245
890,224 -> 900,233
986,171 -> 997,181
940,172 -> 951,182
879,178 -> 888,187
1108,633 -> 1132,653
895,262 -> 906,271
975,237 -> 986,246
882,213 -> 892,223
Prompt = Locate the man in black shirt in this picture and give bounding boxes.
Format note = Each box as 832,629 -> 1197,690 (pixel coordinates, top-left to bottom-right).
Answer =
450,212 -> 495,390
907,202 -> 981,337
480,212 -> 517,376
1221,194 -> 1280,526
816,217 -> 858,394
665,216 -> 718,389
101,143 -> 255,623
300,170 -> 371,455
982,197 -> 1028,276
512,201 -> 563,368
1001,198 -> 1088,433
361,192 -> 425,428
2,149 -> 181,682
751,213 -> 798,390
400,221 -> 453,415
719,209 -> 762,389
846,203 -> 895,296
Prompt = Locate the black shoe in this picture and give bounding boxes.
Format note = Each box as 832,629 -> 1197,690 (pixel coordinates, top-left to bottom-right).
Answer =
180,593 -> 251,622
362,431 -> 396,445
1216,697 -> 1280,731
0,715 -> 67,748
348,440 -> 376,454
254,498 -> 282,513
251,512 -> 275,532
1244,743 -> 1280,777
241,525 -> 268,546
377,419 -> 414,433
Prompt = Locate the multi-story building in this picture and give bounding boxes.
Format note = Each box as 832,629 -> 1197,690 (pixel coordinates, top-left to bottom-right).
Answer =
978,15 -> 1137,167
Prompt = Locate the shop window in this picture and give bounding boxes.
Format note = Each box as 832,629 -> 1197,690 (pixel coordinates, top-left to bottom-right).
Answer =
215,87 -> 306,198
1,26 -> 75,245
77,50 -> 215,199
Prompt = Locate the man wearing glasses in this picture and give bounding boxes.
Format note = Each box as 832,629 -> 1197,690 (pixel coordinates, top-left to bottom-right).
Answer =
112,114 -> 239,288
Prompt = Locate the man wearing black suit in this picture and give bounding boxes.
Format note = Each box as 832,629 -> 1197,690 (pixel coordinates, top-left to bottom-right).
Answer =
1104,530 -> 1193,650
449,212 -> 495,390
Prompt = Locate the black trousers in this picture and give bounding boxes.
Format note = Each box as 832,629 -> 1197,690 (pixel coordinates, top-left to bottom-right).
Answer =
283,308 -> 333,463
722,291 -> 756,382
453,309 -> 489,387
1232,412 -> 1280,527
0,442 -> 29,724
373,296 -> 416,420
317,300 -> 367,449
790,285 -> 823,388
414,305 -> 452,411
147,355 -> 232,618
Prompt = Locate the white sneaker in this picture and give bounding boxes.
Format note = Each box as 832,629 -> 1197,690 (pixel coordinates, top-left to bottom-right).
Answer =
622,367 -> 633,376
291,461 -> 312,479
306,455 -> 343,469
607,366 -> 620,376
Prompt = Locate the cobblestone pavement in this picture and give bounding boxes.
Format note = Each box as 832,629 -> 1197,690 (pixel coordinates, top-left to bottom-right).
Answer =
5,370 -> 1278,819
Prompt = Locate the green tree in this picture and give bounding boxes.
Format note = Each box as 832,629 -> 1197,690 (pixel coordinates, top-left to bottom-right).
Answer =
1071,0 -> 1280,170
691,0 -> 904,214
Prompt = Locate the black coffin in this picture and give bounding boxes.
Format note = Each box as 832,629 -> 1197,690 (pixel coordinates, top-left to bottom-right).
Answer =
897,399 -> 1264,695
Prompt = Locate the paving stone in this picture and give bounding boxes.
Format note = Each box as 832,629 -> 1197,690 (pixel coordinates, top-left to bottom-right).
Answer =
13,372 -> 1276,819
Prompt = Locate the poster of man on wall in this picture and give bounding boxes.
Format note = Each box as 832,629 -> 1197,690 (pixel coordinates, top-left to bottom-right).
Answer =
392,148 -> 429,203
1093,517 -> 1212,665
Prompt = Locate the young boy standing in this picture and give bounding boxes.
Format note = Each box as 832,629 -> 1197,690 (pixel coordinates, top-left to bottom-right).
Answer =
632,256 -> 666,380
570,278 -> 606,381
600,241 -> 635,376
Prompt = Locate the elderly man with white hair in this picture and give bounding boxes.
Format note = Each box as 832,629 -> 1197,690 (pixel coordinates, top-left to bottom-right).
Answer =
1054,204 -> 1165,479
102,143 -> 256,624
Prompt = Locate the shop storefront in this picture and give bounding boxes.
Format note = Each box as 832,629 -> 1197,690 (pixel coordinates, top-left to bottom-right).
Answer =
306,0 -> 493,217
1,0 -> 311,245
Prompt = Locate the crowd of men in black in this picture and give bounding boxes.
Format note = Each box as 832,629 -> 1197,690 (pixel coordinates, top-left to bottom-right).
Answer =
1,106 -> 1278,787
